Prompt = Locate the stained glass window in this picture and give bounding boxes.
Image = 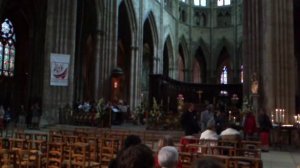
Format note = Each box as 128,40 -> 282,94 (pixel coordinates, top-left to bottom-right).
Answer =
220,66 -> 228,84
217,0 -> 231,6
0,18 -> 15,77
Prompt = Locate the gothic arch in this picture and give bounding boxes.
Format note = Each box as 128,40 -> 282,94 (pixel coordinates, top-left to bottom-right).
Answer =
178,35 -> 189,67
143,11 -> 158,62
198,38 -> 210,62
116,0 -> 137,102
163,35 -> 174,77
142,11 -> 158,98
194,46 -> 207,83
75,0 -> 98,101
118,0 -> 137,42
178,44 -> 185,81
215,38 -> 234,59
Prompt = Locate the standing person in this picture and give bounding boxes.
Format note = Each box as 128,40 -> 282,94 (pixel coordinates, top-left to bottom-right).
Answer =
0,105 -> 5,129
180,103 -> 199,135
31,102 -> 41,129
258,109 -> 273,152
214,110 -> 226,134
200,104 -> 215,132
243,111 -> 257,140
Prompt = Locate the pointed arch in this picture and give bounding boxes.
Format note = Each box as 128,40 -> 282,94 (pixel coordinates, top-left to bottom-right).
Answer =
143,11 -> 158,49
141,11 -> 158,97
118,0 -> 137,38
163,35 -> 174,77
194,46 -> 207,83
116,0 -> 137,102
178,35 -> 189,66
198,38 -> 210,61
215,38 -> 233,59
178,44 -> 185,81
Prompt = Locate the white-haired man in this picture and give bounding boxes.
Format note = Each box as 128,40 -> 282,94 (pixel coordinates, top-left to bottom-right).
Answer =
158,146 -> 179,168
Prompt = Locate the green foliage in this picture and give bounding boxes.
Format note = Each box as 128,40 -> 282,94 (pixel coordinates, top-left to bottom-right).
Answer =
95,98 -> 106,120
148,97 -> 162,124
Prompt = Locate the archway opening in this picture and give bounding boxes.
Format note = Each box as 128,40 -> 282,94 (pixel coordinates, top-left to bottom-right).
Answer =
117,1 -> 132,103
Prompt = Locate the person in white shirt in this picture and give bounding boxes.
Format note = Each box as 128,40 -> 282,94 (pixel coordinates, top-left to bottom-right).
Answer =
200,119 -> 219,140
199,119 -> 218,154
220,123 -> 241,141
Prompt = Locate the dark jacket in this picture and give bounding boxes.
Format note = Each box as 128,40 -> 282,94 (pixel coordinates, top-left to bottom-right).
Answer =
181,110 -> 199,135
258,113 -> 273,132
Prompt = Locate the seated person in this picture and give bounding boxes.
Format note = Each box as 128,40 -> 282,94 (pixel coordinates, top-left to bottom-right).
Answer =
200,119 -> 219,140
109,135 -> 142,168
158,146 -> 179,168
117,144 -> 154,168
220,123 -> 241,141
199,119 -> 219,153
155,135 -> 182,168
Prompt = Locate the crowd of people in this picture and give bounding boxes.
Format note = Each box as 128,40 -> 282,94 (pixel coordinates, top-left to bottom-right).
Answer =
108,134 -> 223,168
180,103 -> 273,151
0,102 -> 42,129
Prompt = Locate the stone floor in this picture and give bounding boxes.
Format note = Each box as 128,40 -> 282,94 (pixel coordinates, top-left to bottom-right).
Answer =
262,150 -> 300,168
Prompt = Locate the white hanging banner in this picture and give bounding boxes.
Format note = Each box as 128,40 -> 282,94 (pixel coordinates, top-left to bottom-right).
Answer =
50,53 -> 70,86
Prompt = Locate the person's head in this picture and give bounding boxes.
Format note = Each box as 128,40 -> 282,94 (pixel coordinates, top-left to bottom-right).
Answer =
192,157 -> 224,168
118,144 -> 154,168
123,135 -> 142,149
207,104 -> 214,112
187,103 -> 195,112
158,146 -> 178,168
158,135 -> 174,150
207,119 -> 215,130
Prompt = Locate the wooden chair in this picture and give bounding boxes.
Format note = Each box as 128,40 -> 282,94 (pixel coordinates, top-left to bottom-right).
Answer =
0,149 -> 16,168
70,142 -> 100,167
47,142 -> 64,168
98,138 -> 118,167
179,152 -> 195,168
15,149 -> 39,168
9,138 -> 27,151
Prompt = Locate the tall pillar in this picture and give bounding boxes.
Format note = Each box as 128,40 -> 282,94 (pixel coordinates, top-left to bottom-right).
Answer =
244,0 -> 295,122
42,0 -> 77,125
94,0 -> 116,100
129,46 -> 140,109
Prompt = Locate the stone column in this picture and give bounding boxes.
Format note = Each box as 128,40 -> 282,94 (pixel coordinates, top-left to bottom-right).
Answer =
244,0 -> 295,122
261,0 -> 295,122
94,0 -> 116,100
42,0 -> 77,125
129,46 -> 140,109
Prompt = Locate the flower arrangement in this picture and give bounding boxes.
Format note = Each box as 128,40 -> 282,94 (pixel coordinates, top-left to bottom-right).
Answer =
148,97 -> 162,126
132,101 -> 146,125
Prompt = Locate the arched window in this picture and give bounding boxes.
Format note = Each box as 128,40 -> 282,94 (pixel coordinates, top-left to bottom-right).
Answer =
194,0 -> 206,6
220,66 -> 228,84
217,0 -> 231,6
240,65 -> 243,83
0,18 -> 15,77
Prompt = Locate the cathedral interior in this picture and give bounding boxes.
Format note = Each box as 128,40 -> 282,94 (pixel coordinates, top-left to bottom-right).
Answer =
0,0 -> 299,167
0,0 -> 298,125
